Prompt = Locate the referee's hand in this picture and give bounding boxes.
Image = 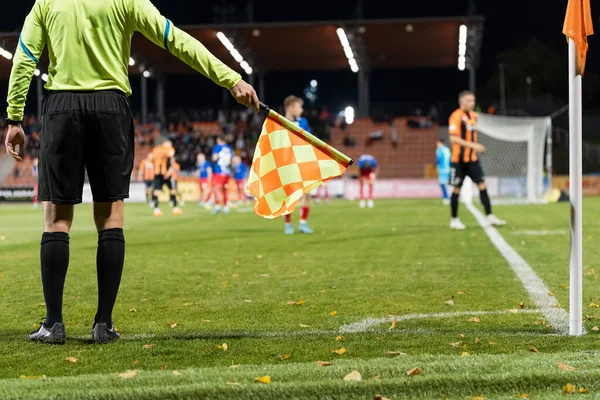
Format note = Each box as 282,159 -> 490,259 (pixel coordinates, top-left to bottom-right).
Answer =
5,125 -> 26,162
231,80 -> 260,112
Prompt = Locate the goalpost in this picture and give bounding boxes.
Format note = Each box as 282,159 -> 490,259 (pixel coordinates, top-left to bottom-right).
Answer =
459,113 -> 553,205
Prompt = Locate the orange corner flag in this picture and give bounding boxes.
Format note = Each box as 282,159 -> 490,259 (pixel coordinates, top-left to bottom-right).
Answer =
563,0 -> 594,75
247,110 -> 353,219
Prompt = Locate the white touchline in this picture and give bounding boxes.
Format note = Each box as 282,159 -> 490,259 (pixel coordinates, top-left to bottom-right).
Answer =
339,309 -> 539,334
466,203 -> 575,335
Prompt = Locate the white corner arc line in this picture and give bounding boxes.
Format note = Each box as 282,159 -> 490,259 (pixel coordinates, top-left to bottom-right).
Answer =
338,309 -> 539,334
466,202 -> 575,335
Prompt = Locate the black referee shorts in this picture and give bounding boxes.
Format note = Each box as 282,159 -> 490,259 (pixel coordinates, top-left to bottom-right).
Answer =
450,161 -> 485,187
38,91 -> 134,204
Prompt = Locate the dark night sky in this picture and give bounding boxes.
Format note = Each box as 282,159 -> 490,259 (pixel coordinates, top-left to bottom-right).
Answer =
0,0 -> 594,115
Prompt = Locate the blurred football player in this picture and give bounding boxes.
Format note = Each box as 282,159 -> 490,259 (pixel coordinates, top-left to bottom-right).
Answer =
196,153 -> 212,207
211,135 -> 234,215
436,139 -> 451,205
165,156 -> 183,215
232,155 -> 249,204
138,152 -> 154,205
151,140 -> 175,216
358,154 -> 377,208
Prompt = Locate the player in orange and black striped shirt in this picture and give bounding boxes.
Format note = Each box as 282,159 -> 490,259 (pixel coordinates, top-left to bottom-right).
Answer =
448,90 -> 506,230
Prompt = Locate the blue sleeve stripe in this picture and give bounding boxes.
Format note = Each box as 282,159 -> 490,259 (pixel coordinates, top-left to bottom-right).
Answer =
163,19 -> 171,53
19,34 -> 39,63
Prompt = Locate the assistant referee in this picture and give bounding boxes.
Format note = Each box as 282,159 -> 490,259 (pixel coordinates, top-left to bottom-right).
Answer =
4,0 -> 259,344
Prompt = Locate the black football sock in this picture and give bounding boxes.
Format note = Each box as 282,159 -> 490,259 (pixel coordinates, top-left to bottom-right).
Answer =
451,193 -> 459,218
40,232 -> 70,327
480,189 -> 492,215
152,195 -> 158,208
170,194 -> 178,207
95,228 -> 125,326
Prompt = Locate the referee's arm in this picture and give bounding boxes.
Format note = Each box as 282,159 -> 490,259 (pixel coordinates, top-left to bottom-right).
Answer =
7,0 -> 46,123
129,0 -> 259,110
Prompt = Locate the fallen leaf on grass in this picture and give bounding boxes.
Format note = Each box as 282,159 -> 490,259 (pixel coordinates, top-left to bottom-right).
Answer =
143,344 -> 156,349
129,307 -> 137,313
160,364 -> 167,370
232,273 -> 239,278
184,302 -> 193,306
335,335 -> 344,342
591,303 -> 600,308
244,300 -> 252,303
170,323 -> 178,328
132,360 -> 139,365
529,347 -> 539,353
222,281 -> 228,286
373,395 -> 390,400
330,311 -> 337,316
586,315 -> 594,320
255,255 -> 264,259
592,326 -> 600,331
217,343 -> 228,351
140,299 -> 148,302
471,396 -> 486,400
317,361 -> 332,366
19,375 -> 46,380
231,364 -> 241,368
558,362 -> 578,371
406,367 -> 421,376
343,370 -> 362,382
445,300 -> 455,306
389,317 -> 397,330
299,324 -> 311,328
172,371 -> 181,376
563,384 -> 576,394
578,387 -> 589,393
458,291 -> 471,295
548,292 -> 555,297
519,302 -> 526,309
468,318 -> 480,323
118,370 -> 137,379
384,351 -> 406,356
458,333 -> 465,338
488,342 -> 497,345
460,352 -> 470,357
65,357 -> 78,363
475,338 -> 480,344
517,394 -> 530,398
0,274 -> 4,279
202,320 -> 212,323
561,283 -> 569,288
276,354 -> 291,361
333,348 -> 347,355
255,375 -> 271,384
449,342 -> 462,348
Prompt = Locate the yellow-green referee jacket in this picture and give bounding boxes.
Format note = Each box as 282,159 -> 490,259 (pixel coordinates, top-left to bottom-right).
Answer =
7,0 -> 242,121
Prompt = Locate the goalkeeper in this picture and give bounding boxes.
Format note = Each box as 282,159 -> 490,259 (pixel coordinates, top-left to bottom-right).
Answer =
5,0 -> 259,344
448,91 -> 506,230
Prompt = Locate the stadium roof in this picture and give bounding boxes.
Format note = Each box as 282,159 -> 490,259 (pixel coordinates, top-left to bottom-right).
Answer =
0,16 -> 484,79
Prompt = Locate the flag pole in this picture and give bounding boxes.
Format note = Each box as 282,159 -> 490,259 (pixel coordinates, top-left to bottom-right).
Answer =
568,38 -> 583,336
259,102 -> 354,166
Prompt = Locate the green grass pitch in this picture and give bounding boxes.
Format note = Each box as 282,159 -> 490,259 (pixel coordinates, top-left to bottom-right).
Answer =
1,199 -> 600,399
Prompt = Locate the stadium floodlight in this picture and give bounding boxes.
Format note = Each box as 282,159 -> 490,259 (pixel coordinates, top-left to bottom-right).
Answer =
457,24 -> 468,70
216,31 -> 253,76
129,57 -> 136,66
336,27 -> 359,73
344,106 -> 355,125
41,73 -> 48,82
310,80 -> 318,88
0,47 -> 13,60
143,70 -> 151,78
34,69 -> 40,77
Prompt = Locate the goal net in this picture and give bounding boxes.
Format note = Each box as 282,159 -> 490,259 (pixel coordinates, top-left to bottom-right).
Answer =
460,113 -> 552,204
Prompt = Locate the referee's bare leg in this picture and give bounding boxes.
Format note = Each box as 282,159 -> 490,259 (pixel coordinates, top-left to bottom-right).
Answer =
92,201 -> 126,343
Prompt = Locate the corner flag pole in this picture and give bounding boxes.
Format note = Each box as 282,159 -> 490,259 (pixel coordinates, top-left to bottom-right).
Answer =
568,38 -> 583,336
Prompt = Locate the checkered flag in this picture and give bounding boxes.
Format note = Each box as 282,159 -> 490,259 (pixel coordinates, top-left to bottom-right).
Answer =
247,105 -> 353,219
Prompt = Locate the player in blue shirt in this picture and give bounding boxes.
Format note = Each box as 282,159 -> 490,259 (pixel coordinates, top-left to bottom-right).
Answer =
32,157 -> 39,209
358,154 -> 378,208
283,95 -> 313,234
232,155 -> 249,204
436,139 -> 452,205
211,136 -> 234,214
196,153 -> 212,207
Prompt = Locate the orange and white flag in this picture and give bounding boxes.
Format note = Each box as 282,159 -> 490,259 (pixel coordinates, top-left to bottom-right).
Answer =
247,110 -> 353,219
563,0 -> 594,75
